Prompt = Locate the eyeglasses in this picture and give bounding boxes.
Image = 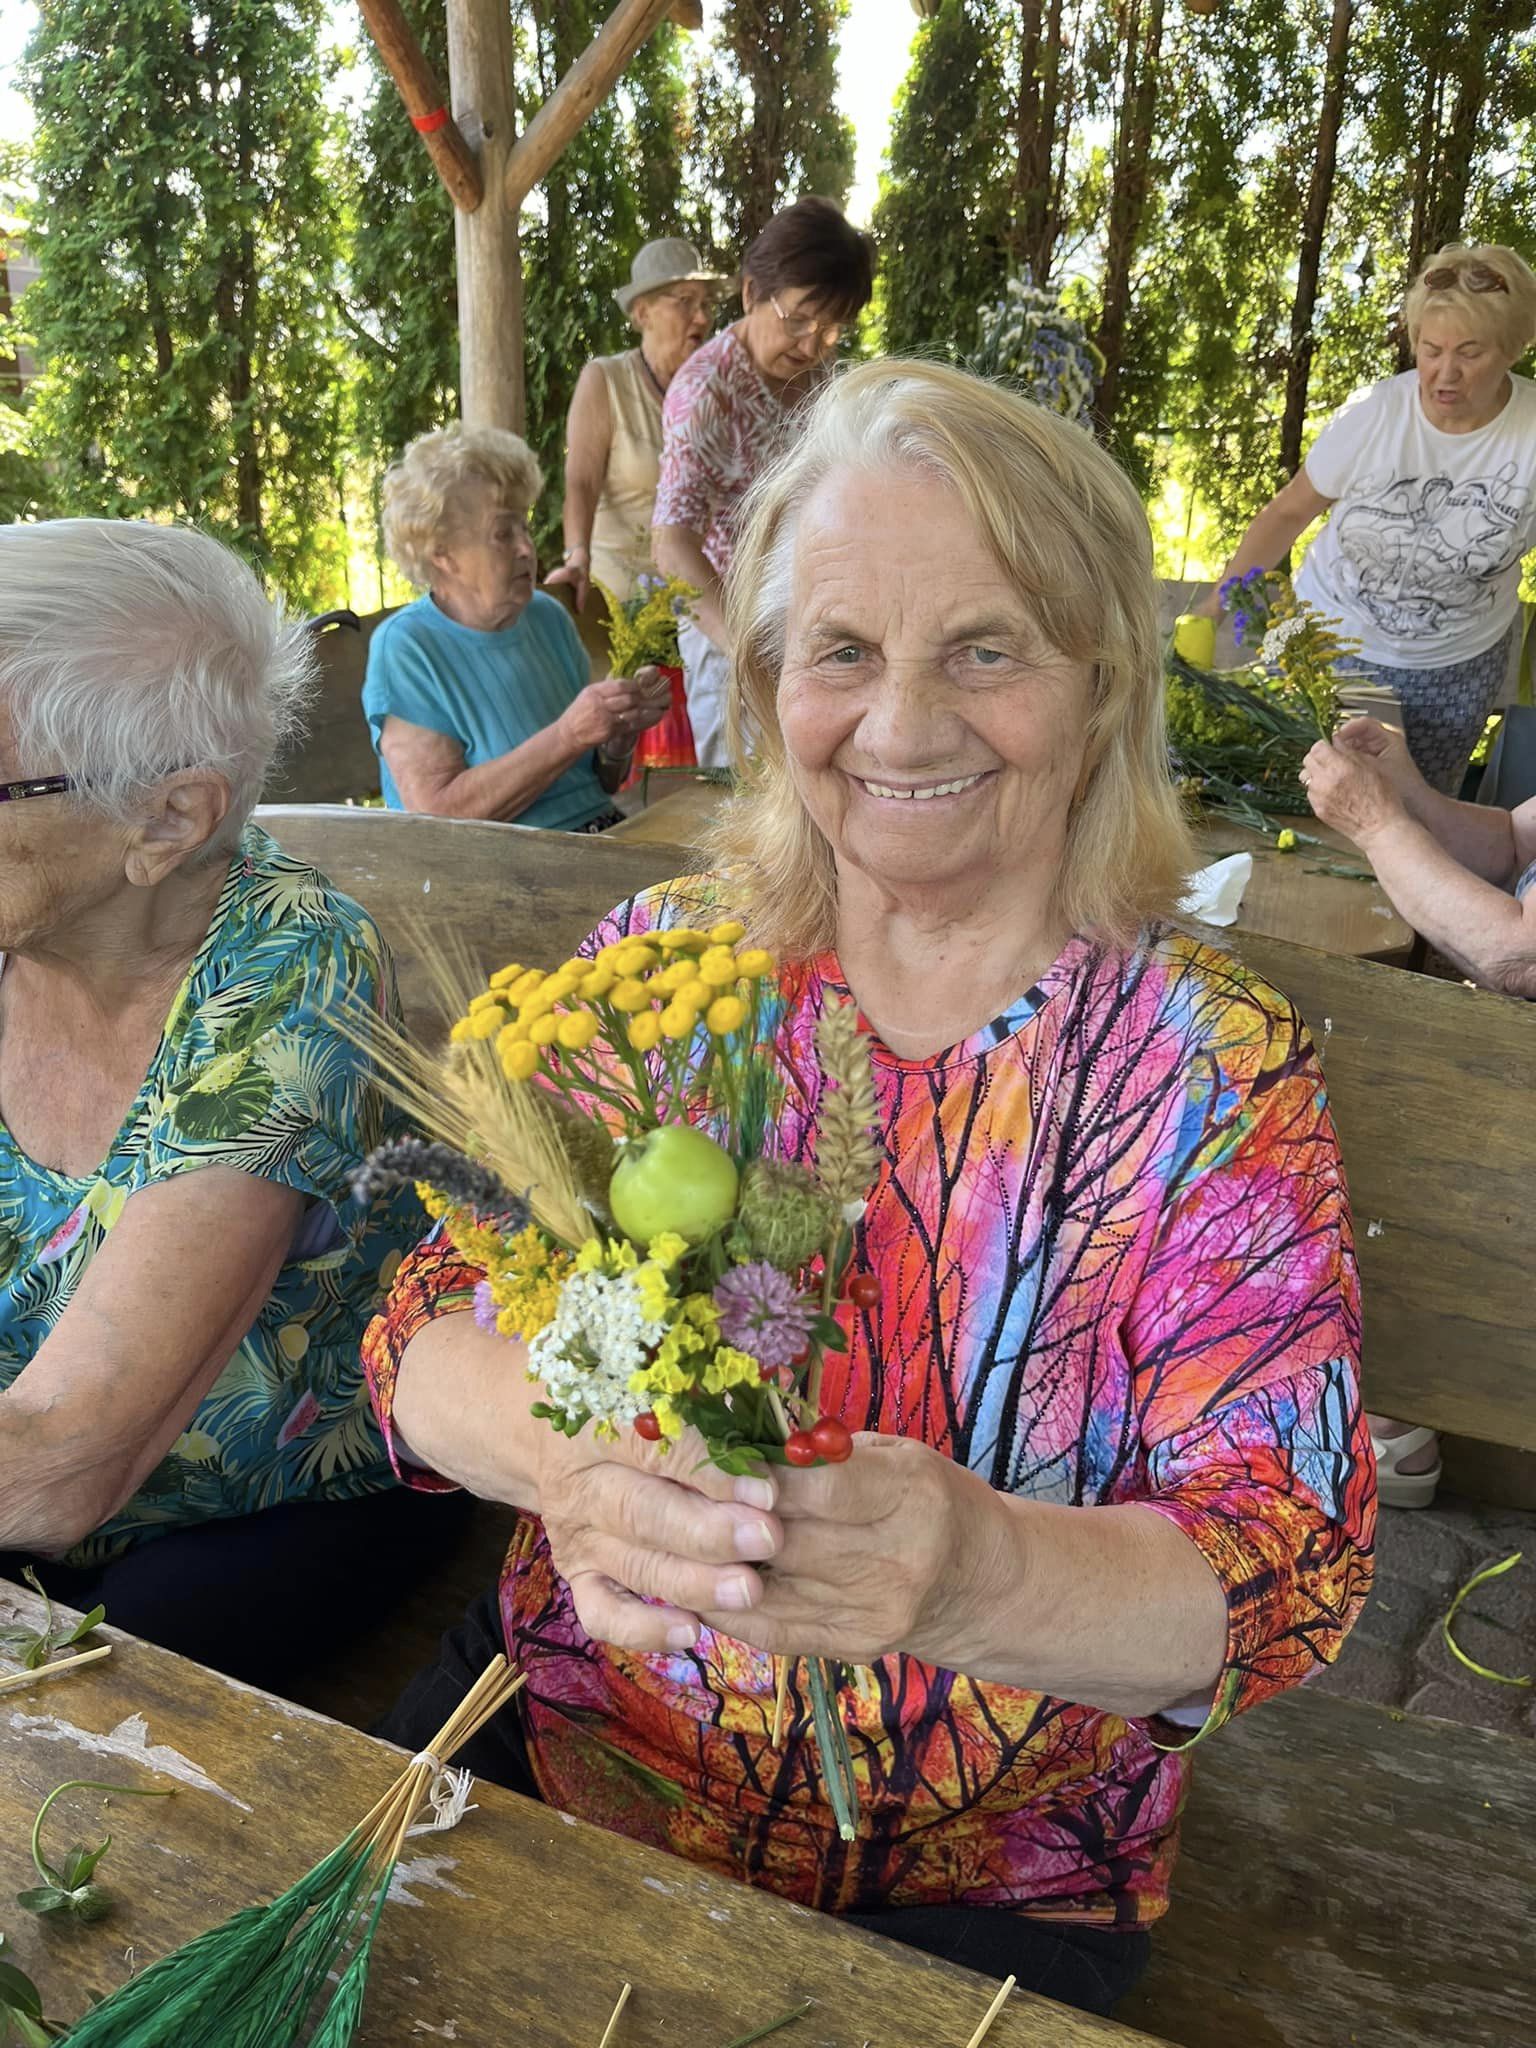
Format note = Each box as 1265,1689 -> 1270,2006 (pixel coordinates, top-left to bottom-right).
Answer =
0,774 -> 74,805
1424,261 -> 1510,295
656,288 -> 717,317
770,295 -> 847,346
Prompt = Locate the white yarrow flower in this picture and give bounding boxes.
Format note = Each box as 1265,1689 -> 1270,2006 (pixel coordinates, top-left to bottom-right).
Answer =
528,1268 -> 668,1430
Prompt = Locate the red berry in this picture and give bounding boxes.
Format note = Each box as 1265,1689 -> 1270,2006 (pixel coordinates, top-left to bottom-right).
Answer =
783,1431 -> 819,1466
847,1273 -> 881,1310
810,1416 -> 853,1462
633,1412 -> 663,1441
789,1341 -> 811,1367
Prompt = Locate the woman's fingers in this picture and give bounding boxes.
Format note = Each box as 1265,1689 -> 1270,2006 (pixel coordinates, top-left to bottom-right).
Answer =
567,1571 -> 704,1654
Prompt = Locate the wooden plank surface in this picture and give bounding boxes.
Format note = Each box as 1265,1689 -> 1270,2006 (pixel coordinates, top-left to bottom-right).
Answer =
0,1580 -> 1162,2048
1123,1687 -> 1536,2048
256,808 -> 1532,1450
605,790 -> 1415,961
1230,931 -> 1535,1450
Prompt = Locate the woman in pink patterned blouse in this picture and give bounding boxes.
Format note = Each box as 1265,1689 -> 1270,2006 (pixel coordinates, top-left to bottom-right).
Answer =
653,197 -> 875,766
366,364 -> 1373,2020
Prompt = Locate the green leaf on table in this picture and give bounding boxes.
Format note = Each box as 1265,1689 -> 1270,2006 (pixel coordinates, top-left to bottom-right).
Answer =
0,1957 -> 44,2019
57,1839 -> 110,1891
59,1608 -> 105,1650
15,1889 -> 71,1919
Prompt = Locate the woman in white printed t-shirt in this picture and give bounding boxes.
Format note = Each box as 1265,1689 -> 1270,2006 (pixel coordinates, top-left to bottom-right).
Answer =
1202,244 -> 1536,791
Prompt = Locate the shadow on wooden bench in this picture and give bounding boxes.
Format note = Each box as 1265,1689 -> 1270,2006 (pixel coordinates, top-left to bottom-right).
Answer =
256,807 -> 1536,2048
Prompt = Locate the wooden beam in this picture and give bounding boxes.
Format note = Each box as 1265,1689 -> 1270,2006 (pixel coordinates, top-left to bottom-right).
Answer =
356,0 -> 483,213
447,0 -> 524,431
504,0 -> 676,211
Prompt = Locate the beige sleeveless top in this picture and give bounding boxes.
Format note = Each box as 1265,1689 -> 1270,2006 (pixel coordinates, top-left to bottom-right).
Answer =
590,350 -> 664,600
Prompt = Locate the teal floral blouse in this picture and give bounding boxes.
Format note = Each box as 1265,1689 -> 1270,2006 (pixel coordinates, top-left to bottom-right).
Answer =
0,826 -> 420,1568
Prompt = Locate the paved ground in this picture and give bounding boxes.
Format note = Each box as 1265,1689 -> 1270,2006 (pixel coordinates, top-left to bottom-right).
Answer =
1313,1491 -> 1536,1736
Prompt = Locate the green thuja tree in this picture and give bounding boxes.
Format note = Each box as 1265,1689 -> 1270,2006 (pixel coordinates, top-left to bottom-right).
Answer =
684,0 -> 855,266
23,0 -> 346,606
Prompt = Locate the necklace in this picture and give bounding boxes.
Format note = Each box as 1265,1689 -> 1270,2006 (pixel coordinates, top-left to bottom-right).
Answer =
638,349 -> 667,401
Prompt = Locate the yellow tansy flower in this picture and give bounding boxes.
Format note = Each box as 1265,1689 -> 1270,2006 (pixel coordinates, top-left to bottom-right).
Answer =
557,1011 -> 600,1051
467,1004 -> 507,1039
708,920 -> 746,945
528,1013 -> 560,1047
614,942 -> 659,975
706,995 -> 747,1036
501,1039 -> 541,1082
611,977 -> 651,1012
698,947 -> 739,987
659,1000 -> 698,1040
628,1011 -> 663,1052
735,948 -> 776,979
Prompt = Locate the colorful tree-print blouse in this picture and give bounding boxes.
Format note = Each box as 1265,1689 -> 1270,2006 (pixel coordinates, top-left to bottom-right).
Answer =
363,877 -> 1375,1930
0,826 -> 421,1569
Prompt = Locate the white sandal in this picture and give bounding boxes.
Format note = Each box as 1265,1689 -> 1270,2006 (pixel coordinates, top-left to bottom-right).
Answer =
1371,1425 -> 1442,1509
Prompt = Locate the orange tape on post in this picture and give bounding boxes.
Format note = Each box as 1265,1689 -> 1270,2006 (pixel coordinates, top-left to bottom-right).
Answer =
412,106 -> 449,134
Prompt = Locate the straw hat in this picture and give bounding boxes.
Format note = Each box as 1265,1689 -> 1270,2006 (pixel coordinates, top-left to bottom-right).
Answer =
614,238 -> 728,315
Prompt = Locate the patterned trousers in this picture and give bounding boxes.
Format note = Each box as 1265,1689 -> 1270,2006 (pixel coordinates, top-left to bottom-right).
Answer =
1340,624 -> 1516,793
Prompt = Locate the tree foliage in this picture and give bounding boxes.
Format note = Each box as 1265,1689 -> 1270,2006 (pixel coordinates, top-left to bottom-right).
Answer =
22,0 -> 346,606
683,1 -> 855,264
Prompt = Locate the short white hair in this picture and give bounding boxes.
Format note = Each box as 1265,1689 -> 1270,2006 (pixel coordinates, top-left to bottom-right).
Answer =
382,424 -> 544,587
0,519 -> 313,847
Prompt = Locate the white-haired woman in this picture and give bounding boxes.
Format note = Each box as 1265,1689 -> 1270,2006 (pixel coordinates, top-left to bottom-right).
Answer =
544,238 -> 724,617
364,424 -> 669,826
0,519 -> 465,1689
1201,243 -> 1536,791
362,364 -> 1374,2018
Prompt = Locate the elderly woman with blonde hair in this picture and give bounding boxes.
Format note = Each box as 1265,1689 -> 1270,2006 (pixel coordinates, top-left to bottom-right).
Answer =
0,519 -> 464,1690
1202,242 -> 1536,791
363,363 -> 1374,2017
364,423 -> 670,825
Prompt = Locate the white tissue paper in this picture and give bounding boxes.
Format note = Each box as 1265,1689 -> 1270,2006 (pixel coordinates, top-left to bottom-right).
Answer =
1179,852 -> 1252,927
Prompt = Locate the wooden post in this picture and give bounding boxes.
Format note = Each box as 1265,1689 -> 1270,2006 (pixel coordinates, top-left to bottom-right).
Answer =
355,0 -> 483,212
446,0 -> 523,431
504,0 -> 676,211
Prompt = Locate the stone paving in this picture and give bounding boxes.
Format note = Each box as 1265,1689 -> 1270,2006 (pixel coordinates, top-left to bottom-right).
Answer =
1313,1491 -> 1536,1737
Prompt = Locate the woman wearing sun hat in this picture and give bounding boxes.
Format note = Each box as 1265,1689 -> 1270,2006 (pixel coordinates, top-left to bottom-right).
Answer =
545,238 -> 727,619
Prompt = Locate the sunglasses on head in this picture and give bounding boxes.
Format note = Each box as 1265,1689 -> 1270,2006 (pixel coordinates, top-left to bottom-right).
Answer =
0,775 -> 75,805
1424,261 -> 1509,295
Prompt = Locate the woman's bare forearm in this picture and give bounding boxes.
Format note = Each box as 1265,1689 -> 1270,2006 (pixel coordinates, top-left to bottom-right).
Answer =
391,1316 -> 548,1511
653,525 -> 728,648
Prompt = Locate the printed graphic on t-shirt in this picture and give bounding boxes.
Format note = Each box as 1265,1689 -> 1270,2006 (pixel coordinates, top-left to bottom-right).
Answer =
1329,462 -> 1530,639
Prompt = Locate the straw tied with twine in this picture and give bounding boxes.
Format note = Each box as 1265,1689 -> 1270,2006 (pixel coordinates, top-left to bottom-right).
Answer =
56,1659 -> 524,2047
38,1637 -> 1025,2046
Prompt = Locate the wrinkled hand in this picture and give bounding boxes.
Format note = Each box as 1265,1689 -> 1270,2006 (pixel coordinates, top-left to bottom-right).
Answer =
559,677 -> 647,753
1332,716 -> 1423,798
1302,734 -> 1408,848
543,554 -> 590,611
625,664 -> 673,733
536,1422 -> 783,1654
699,1435 -> 989,1666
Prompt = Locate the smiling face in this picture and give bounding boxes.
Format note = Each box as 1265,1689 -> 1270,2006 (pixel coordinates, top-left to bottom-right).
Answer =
429,484 -> 538,633
1415,307 -> 1515,431
775,468 -> 1095,911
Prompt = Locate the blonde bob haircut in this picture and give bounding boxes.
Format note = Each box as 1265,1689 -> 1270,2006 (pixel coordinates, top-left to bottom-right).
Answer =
382,423 -> 544,588
1404,244 -> 1536,361
707,359 -> 1195,957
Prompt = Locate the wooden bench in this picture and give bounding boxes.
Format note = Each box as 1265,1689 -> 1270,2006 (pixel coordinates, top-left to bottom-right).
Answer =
255,806 -> 1536,2048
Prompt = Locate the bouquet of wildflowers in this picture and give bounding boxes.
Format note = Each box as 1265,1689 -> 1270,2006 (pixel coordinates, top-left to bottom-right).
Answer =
968,269 -> 1104,427
1166,570 -> 1363,853
353,919 -> 882,1839
595,570 -> 696,677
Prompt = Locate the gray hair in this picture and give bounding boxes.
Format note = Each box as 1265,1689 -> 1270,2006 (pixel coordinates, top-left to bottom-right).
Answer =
0,519 -> 313,848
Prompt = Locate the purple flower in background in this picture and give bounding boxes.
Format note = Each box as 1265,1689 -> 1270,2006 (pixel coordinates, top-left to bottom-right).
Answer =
473,1279 -> 500,1335
714,1262 -> 814,1370
1233,609 -> 1251,644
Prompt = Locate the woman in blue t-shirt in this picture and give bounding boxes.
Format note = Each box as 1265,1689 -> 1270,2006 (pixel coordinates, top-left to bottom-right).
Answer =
365,426 -> 671,827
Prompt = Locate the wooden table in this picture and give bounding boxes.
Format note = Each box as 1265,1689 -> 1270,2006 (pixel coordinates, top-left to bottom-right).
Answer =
0,1581 -> 1165,2047
606,787 -> 1415,962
